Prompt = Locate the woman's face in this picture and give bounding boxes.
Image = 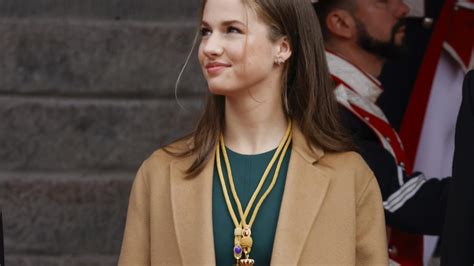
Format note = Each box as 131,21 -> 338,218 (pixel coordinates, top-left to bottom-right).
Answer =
198,0 -> 280,97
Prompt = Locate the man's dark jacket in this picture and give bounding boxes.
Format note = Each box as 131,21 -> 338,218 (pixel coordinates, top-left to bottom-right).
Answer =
441,70 -> 474,266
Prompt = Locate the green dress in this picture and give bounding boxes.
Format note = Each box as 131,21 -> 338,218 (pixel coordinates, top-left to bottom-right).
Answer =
212,145 -> 291,265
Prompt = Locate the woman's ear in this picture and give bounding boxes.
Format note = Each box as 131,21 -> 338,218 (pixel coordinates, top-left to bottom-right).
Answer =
326,9 -> 356,40
276,36 -> 292,63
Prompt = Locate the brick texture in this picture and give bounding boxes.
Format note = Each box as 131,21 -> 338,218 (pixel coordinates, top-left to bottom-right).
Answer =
1,0 -> 207,263
0,19 -> 205,97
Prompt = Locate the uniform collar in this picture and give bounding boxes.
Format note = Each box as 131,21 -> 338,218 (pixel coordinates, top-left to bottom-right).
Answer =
326,50 -> 384,104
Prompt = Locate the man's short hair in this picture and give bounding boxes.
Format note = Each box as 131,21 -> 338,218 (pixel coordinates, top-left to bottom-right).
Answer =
312,0 -> 355,40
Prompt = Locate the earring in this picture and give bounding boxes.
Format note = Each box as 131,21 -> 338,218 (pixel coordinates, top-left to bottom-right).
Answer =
275,57 -> 284,65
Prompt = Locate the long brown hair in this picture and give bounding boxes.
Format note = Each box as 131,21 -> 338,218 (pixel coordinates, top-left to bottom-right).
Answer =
167,0 -> 352,177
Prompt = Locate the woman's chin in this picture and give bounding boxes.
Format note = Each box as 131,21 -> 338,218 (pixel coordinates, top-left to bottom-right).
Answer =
207,85 -> 230,96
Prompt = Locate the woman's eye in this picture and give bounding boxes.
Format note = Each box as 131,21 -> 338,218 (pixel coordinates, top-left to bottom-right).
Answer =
200,27 -> 211,36
227,26 -> 242,34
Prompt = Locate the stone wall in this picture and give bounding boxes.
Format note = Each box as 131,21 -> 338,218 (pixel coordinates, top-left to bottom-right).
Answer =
0,1 -> 205,264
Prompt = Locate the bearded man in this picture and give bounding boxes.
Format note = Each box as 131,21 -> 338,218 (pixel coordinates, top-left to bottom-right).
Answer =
312,0 -> 451,265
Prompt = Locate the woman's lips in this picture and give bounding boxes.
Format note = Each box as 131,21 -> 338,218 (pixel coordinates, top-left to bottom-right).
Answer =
205,62 -> 230,75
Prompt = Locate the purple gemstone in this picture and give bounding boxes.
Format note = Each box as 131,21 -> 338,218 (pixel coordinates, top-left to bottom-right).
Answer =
234,246 -> 242,254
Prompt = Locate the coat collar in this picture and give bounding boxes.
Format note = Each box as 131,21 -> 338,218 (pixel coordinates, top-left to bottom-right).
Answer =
169,123 -> 330,264
270,123 -> 330,264
169,150 -> 216,265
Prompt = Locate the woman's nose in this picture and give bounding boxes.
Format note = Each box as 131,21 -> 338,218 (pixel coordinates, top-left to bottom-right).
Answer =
203,33 -> 224,57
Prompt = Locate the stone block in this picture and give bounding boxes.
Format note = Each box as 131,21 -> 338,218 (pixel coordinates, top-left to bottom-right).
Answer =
6,255 -> 117,266
1,172 -> 132,256
0,96 -> 203,171
0,0 -> 201,21
0,18 -> 206,97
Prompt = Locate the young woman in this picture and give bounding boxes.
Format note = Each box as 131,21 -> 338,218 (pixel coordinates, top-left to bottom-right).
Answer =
118,0 -> 388,265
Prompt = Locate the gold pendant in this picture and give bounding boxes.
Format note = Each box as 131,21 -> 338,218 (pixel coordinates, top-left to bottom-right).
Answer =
240,226 -> 253,251
239,252 -> 255,266
238,226 -> 254,265
240,236 -> 253,249
239,258 -> 255,266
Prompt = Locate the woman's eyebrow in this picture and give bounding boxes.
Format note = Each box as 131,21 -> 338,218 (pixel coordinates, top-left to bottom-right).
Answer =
222,20 -> 246,27
201,20 -> 246,27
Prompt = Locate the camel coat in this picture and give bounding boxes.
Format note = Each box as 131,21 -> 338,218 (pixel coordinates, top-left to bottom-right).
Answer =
118,126 -> 388,265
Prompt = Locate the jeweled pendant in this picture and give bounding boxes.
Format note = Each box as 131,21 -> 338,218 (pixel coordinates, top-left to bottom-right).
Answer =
233,244 -> 243,260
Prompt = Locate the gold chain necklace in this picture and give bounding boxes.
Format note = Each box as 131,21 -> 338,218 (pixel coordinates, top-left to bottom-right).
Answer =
215,120 -> 292,265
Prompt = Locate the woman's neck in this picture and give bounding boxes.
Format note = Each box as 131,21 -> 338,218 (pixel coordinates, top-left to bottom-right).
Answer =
223,93 -> 288,155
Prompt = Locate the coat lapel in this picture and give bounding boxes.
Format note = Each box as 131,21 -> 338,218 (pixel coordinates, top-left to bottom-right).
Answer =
271,127 -> 331,265
170,151 -> 216,265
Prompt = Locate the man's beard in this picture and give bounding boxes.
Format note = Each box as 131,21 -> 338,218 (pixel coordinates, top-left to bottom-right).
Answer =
355,18 -> 408,60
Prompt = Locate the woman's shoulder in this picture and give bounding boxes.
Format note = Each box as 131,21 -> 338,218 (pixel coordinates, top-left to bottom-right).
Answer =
318,151 -> 380,204
318,150 -> 376,188
320,150 -> 370,172
141,137 -> 193,171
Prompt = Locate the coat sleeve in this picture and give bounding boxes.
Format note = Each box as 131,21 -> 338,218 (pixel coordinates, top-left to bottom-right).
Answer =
356,168 -> 389,266
118,162 -> 151,266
